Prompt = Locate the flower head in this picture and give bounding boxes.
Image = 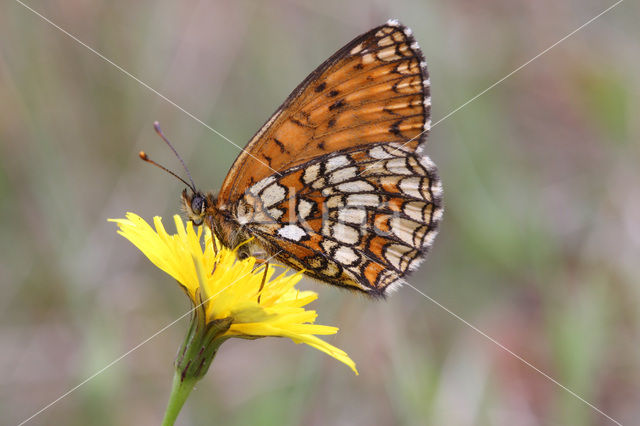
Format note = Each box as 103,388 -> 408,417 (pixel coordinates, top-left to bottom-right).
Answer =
110,212 -> 357,374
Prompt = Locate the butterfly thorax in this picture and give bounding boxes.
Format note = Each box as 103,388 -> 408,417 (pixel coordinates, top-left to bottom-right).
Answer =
181,188 -> 255,256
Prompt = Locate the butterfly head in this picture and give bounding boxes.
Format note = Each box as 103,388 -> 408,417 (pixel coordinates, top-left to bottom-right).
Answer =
181,188 -> 244,253
181,188 -> 212,226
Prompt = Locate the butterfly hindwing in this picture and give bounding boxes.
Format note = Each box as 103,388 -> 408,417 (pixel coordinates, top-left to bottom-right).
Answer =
235,143 -> 442,296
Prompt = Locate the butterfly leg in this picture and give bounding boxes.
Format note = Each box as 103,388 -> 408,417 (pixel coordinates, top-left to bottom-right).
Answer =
257,261 -> 269,304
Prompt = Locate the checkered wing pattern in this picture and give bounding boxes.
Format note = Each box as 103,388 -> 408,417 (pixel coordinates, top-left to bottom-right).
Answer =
235,143 -> 442,296
215,20 -> 441,296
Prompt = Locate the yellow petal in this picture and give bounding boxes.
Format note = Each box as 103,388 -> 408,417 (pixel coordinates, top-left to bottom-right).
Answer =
111,213 -> 358,375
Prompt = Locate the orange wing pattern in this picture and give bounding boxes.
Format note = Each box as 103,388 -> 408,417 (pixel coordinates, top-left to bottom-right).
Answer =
217,19 -> 430,205
213,20 -> 441,296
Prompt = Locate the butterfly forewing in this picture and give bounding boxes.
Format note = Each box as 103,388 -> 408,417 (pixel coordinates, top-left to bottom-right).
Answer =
218,20 -> 431,204
215,20 -> 441,296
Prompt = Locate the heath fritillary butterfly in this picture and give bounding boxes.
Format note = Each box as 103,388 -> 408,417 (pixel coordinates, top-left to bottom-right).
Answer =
146,20 -> 443,297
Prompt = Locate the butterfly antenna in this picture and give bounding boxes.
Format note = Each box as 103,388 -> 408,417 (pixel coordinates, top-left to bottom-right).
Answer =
152,121 -> 197,191
138,151 -> 196,192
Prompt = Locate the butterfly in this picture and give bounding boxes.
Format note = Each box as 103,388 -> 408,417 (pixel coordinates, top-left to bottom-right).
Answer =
144,19 -> 443,297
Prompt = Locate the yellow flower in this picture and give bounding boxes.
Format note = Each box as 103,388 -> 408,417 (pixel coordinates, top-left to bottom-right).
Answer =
110,212 -> 357,374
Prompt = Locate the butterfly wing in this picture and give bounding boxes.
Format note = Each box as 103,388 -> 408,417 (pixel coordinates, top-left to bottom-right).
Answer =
217,20 -> 440,296
218,19 -> 431,204
236,142 -> 442,296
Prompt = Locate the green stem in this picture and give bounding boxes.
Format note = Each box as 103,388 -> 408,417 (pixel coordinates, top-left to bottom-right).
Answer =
161,371 -> 198,426
161,292 -> 233,425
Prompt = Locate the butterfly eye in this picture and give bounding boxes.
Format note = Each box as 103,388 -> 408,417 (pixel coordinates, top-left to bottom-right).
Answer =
191,196 -> 206,215
237,248 -> 250,260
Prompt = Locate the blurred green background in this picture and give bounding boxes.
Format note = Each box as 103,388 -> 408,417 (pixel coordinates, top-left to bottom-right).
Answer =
1,0 -> 638,425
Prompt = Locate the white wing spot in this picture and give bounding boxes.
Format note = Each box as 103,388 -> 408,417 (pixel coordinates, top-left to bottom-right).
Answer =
278,225 -> 307,241
261,184 -> 286,207
384,244 -> 412,270
326,155 -> 350,172
336,180 -> 375,193
390,217 -> 422,245
250,176 -> 276,195
327,195 -> 344,209
303,164 -> 320,184
312,177 -> 327,190
399,177 -> 424,199
334,246 -> 359,265
362,53 -> 375,64
332,223 -> 360,244
338,208 -> 367,224
269,208 -> 284,220
377,46 -> 401,61
329,166 -> 357,184
347,193 -> 380,207
369,145 -> 394,160
298,199 -> 313,219
404,201 -> 428,222
385,158 -> 412,175
350,43 -> 364,55
387,143 -> 411,154
321,239 -> 338,253
418,154 -> 437,171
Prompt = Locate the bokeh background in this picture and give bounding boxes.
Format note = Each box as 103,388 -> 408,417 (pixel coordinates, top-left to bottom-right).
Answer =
1,0 -> 639,424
